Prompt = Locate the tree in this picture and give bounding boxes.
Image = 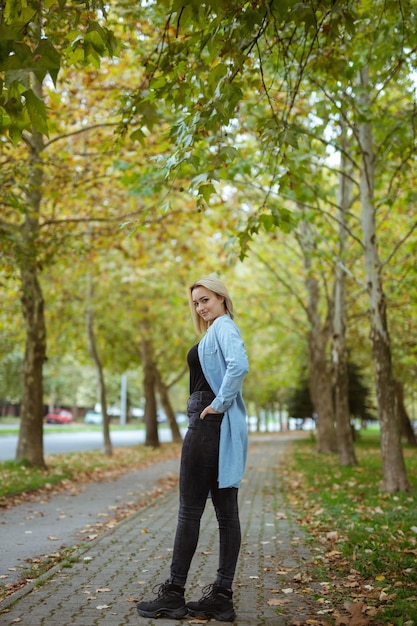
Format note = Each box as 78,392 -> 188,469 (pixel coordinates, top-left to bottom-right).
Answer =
297,216 -> 337,454
125,0 -> 416,491
1,1 -> 118,464
15,76 -> 47,466
332,128 -> 357,465
2,0 -> 417,483
0,0 -> 117,142
287,363 -> 374,429
357,67 -> 410,490
86,274 -> 112,455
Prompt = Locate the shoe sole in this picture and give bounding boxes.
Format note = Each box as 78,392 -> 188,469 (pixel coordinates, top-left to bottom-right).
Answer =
137,606 -> 188,619
187,608 -> 236,622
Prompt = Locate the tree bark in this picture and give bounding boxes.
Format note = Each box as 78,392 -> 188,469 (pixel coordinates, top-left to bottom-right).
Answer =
15,79 -> 47,466
154,366 -> 183,443
299,219 -> 337,454
86,275 -> 112,456
308,318 -> 337,454
358,66 -> 410,491
394,380 -> 417,446
332,125 -> 357,466
16,260 -> 47,465
141,329 -> 160,447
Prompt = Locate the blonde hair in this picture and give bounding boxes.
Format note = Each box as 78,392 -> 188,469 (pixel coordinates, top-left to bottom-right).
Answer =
188,276 -> 234,335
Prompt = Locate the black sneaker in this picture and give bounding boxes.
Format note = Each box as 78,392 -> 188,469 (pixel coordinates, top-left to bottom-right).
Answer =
136,580 -> 187,619
186,583 -> 236,622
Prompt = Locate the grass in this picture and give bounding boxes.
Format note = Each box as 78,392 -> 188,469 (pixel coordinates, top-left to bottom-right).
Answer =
0,442 -> 181,500
282,432 -> 417,625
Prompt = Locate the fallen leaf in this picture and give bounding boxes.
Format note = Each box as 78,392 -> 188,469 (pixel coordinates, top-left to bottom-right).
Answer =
344,601 -> 370,626
268,598 -> 290,606
47,536 -> 59,541
96,588 -> 111,593
327,531 -> 339,541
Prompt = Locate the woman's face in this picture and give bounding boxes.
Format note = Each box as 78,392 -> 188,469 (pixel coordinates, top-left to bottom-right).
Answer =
192,286 -> 226,324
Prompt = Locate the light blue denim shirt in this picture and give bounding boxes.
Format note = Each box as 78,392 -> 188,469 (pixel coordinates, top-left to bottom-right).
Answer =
198,314 -> 249,489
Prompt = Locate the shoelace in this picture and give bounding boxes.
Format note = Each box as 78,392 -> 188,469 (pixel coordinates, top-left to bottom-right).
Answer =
198,583 -> 218,602
152,581 -> 171,598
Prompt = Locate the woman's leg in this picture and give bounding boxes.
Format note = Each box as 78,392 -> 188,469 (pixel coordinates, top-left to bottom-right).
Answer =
170,397 -> 221,586
185,487 -> 240,622
211,486 -> 241,589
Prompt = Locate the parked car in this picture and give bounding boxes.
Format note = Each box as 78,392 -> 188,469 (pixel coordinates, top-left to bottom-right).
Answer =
46,409 -> 73,425
84,410 -> 103,425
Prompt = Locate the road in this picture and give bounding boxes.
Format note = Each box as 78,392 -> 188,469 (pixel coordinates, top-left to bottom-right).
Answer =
0,426 -> 185,461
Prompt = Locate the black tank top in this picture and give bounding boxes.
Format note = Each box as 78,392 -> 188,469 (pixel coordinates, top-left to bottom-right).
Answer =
187,344 -> 213,395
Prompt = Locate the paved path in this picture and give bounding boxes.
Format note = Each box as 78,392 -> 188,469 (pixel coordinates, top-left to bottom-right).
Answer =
0,438 -> 321,625
0,458 -> 181,584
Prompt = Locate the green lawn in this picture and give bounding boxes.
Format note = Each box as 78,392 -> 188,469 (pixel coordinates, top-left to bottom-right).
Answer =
282,433 -> 417,625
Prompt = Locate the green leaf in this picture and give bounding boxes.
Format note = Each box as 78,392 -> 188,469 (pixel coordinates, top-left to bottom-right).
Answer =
208,62 -> 228,95
130,128 -> 146,145
198,183 -> 216,202
33,39 -> 61,85
259,214 -> 275,231
9,123 -> 22,145
136,100 -> 159,129
23,89 -> 48,136
66,30 -> 84,46
0,105 -> 11,134
150,75 -> 167,90
84,30 -> 106,56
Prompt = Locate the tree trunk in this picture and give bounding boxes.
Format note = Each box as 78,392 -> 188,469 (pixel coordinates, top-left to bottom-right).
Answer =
308,324 -> 337,454
15,83 -> 47,466
86,275 -> 112,456
332,126 -> 357,466
16,260 -> 47,466
299,219 -> 337,454
155,366 -> 183,443
141,330 -> 160,447
358,67 -> 410,492
394,380 -> 417,446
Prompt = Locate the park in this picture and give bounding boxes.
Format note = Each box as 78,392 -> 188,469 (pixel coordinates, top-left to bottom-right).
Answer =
1,1 -> 417,624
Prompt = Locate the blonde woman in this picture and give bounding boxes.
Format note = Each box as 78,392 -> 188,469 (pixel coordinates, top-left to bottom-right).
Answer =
137,276 -> 249,622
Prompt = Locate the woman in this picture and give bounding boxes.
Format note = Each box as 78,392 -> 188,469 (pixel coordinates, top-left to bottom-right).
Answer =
137,276 -> 249,622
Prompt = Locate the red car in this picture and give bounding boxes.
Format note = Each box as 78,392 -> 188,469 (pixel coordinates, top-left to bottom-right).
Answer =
45,409 -> 73,424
